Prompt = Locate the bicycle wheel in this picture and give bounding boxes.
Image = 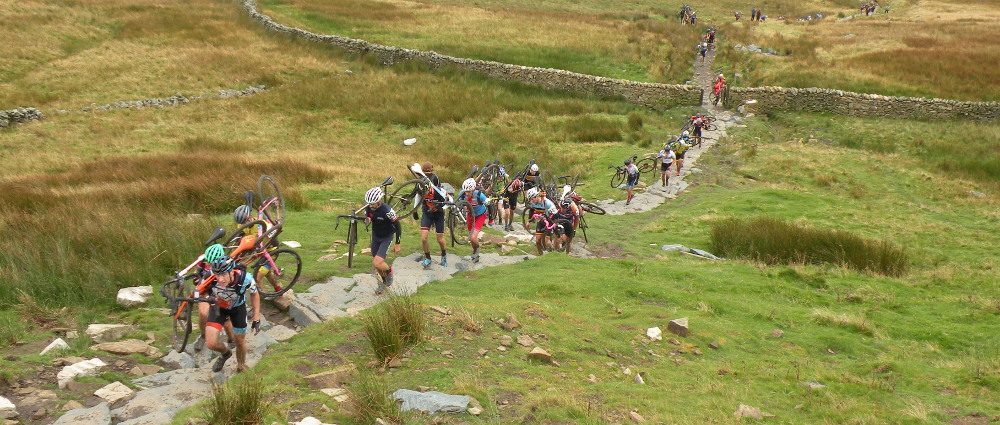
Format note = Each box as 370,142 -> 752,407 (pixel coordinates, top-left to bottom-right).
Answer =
578,215 -> 588,244
172,299 -> 193,353
388,179 -> 422,219
610,171 -> 625,188
347,221 -> 358,268
579,202 -> 606,215
449,201 -> 472,245
705,123 -> 719,131
224,220 -> 269,247
637,157 -> 658,175
257,175 -> 285,226
254,248 -> 302,298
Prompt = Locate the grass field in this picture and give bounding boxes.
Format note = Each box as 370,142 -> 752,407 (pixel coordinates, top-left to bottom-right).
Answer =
1,0 -> 999,423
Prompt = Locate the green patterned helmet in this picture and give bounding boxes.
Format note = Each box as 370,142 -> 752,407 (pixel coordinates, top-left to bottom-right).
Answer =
204,244 -> 225,263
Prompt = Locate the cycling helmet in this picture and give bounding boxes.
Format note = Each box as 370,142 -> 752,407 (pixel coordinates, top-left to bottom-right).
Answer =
624,158 -> 632,165
233,205 -> 252,224
462,178 -> 477,191
211,257 -> 235,274
560,198 -> 573,208
718,73 -> 724,78
682,130 -> 689,137
530,164 -> 539,173
204,244 -> 225,263
364,187 -> 383,205
526,188 -> 540,199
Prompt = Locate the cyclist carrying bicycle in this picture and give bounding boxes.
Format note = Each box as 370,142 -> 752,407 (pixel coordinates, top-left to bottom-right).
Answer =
525,188 -> 556,255
656,146 -> 676,187
203,257 -> 261,373
554,198 -> 579,254
624,158 -> 640,205
233,204 -> 283,296
501,178 -> 523,232
192,243 -> 236,353
668,132 -> 692,177
458,178 -> 489,263
363,186 -> 402,295
691,114 -> 706,147
418,163 -> 449,269
523,163 -> 540,191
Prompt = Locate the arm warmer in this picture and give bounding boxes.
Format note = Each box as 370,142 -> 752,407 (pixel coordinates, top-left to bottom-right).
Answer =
393,219 -> 402,244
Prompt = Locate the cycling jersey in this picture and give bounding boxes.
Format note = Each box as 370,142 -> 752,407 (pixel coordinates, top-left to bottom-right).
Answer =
626,163 -> 639,177
422,174 -> 447,212
457,189 -> 488,217
669,139 -> 690,155
208,267 -> 257,310
657,149 -> 676,166
528,198 -> 555,215
365,203 -> 402,243
523,170 -> 540,189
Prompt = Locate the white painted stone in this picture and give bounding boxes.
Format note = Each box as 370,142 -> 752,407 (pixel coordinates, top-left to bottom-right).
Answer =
40,338 -> 70,355
0,396 -> 16,419
646,327 -> 662,341
58,358 -> 108,389
282,240 -> 302,248
116,286 -> 154,307
94,381 -> 134,404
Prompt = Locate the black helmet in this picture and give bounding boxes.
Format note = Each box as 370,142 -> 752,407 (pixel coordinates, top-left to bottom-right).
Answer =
211,257 -> 235,274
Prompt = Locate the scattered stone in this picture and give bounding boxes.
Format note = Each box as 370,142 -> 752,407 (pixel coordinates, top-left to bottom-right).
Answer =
58,358 -> 108,389
0,397 -> 16,419
387,358 -> 403,368
442,351 -> 455,359
629,411 -> 646,422
292,417 -> 334,425
527,347 -> 553,363
160,350 -> 196,370
429,306 -> 451,315
32,408 -> 47,420
499,335 -> 513,347
516,334 -> 534,347
272,290 -> 296,311
498,313 -> 521,330
265,324 -> 297,341
86,324 -> 137,343
667,318 -> 689,337
305,364 -> 357,389
94,381 -> 135,404
709,341 -> 720,350
391,389 -> 470,414
52,402 -> 111,425
497,346 -> 507,352
282,240 -> 302,248
693,348 -> 703,356
969,190 -> 986,198
734,404 -> 774,419
40,338 -> 70,355
634,372 -> 645,384
468,407 -> 483,415
772,329 -> 784,338
646,327 -> 662,341
62,400 -> 85,412
803,381 -> 827,390
586,374 -> 597,383
667,338 -> 680,345
91,339 -> 159,357
477,348 -> 488,356
361,248 -> 371,254
117,286 -> 154,307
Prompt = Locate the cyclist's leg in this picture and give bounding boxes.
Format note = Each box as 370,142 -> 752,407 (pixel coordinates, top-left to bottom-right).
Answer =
371,236 -> 392,278
228,304 -> 249,371
534,220 -> 546,255
433,211 -> 447,260
204,305 -> 228,354
470,213 -> 487,253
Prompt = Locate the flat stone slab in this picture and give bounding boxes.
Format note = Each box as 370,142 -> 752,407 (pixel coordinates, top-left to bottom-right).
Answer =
58,358 -> 107,389
391,389 -> 470,414
52,402 -> 111,425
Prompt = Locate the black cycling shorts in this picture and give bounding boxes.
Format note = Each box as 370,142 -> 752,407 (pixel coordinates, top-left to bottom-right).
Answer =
556,221 -> 575,239
207,303 -> 248,334
504,192 -> 519,210
676,151 -> 686,160
660,162 -> 671,172
371,234 -> 393,259
535,219 -> 551,236
692,127 -> 702,137
420,209 -> 445,233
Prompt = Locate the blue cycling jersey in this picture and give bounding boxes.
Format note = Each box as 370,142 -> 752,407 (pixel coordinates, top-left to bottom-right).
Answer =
458,190 -> 488,217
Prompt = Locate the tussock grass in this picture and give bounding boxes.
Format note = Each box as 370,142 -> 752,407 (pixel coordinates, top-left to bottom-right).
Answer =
208,374 -> 269,425
563,115 -> 622,143
0,313 -> 28,347
811,308 -> 881,337
710,216 -> 909,277
361,295 -> 425,364
349,369 -> 401,424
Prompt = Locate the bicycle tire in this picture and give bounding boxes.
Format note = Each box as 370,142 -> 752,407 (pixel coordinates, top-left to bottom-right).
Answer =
254,248 -> 302,298
478,164 -> 500,188
579,202 -> 607,215
449,200 -> 472,245
172,297 -> 193,353
257,175 -> 285,226
578,215 -> 588,244
388,179 -> 423,219
705,123 -> 719,131
636,157 -> 658,175
610,171 -> 625,188
521,206 -> 533,231
347,221 -> 358,268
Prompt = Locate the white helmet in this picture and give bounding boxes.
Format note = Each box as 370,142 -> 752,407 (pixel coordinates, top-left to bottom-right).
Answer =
682,130 -> 689,137
526,188 -> 540,199
718,73 -> 724,78
530,164 -> 539,173
462,178 -> 477,191
364,187 -> 383,205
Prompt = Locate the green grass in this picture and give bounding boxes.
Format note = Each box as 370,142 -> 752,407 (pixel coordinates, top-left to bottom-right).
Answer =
711,216 -> 909,276
361,295 -> 426,365
208,374 -> 270,425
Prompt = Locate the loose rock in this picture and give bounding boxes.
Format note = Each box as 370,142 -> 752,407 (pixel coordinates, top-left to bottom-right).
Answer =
94,381 -> 135,404
667,318 -> 689,337
40,338 -> 70,355
86,324 -> 137,343
58,358 -> 108,389
116,286 -> 154,307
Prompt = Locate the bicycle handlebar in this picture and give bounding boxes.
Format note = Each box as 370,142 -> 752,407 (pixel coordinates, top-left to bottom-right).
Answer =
335,214 -> 368,230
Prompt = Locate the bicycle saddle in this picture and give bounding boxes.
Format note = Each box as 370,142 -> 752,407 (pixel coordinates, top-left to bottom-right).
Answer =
204,226 -> 226,246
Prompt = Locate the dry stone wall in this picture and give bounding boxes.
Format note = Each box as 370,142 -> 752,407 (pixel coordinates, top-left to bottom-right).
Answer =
0,108 -> 43,130
727,86 -> 1000,121
238,0 -> 702,109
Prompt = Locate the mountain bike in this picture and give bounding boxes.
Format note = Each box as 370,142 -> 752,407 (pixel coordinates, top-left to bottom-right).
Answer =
222,219 -> 300,299
635,155 -> 658,175
334,176 -> 393,267
608,155 -> 638,188
389,166 -> 439,220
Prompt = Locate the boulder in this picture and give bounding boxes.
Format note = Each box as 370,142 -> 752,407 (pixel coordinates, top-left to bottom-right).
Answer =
58,358 -> 108,389
40,338 -> 70,355
160,350 -> 196,370
86,324 -> 137,343
116,286 -> 154,307
667,317 -> 688,337
94,382 -> 135,404
527,347 -> 553,363
0,397 -> 16,419
271,290 -> 296,310
265,324 -> 297,342
91,339 -> 159,357
390,389 -> 470,414
51,402 -> 111,425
